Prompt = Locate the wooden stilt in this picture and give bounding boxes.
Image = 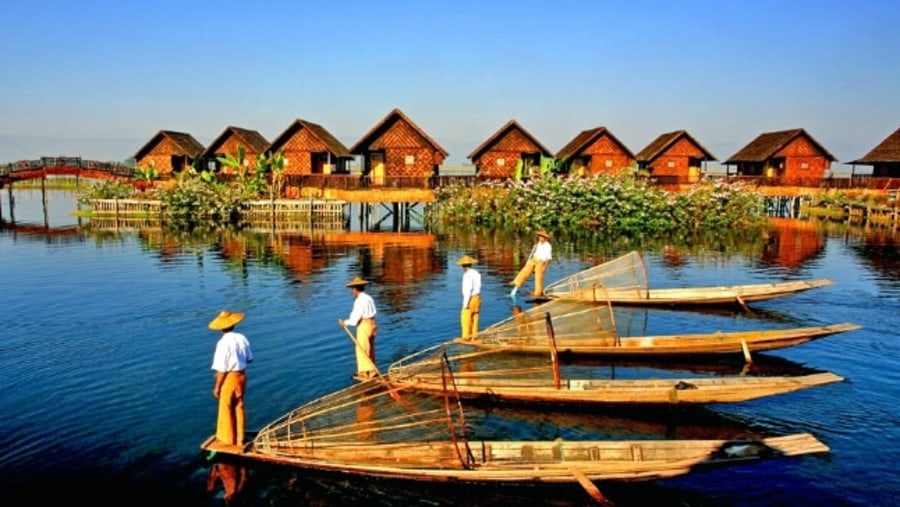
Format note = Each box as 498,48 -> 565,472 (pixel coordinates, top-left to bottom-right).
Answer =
569,466 -> 614,505
741,338 -> 753,365
735,292 -> 752,314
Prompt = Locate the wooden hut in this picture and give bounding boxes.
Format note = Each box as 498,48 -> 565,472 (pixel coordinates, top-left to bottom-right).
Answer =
467,119 -> 553,179
199,126 -> 269,175
635,130 -> 717,183
349,108 -> 448,187
556,127 -> 635,176
133,130 -> 205,176
847,127 -> 900,177
724,129 -> 836,186
267,119 -> 354,177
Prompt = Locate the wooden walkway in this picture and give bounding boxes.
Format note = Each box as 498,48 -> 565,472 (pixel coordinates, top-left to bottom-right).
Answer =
88,198 -> 348,228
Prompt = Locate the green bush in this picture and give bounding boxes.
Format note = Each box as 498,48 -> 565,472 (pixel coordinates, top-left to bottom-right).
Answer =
427,175 -> 767,238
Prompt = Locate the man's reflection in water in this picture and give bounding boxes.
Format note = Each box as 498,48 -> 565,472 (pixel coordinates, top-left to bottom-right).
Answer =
207,462 -> 247,506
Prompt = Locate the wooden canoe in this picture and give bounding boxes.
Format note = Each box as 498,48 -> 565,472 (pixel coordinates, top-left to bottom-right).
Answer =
542,251 -> 834,307
389,370 -> 844,405
201,433 -> 828,484
386,341 -> 844,405
549,279 -> 835,306
458,322 -> 861,357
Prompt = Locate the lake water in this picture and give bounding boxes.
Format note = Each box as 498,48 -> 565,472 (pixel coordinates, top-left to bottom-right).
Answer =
1,189 -> 898,506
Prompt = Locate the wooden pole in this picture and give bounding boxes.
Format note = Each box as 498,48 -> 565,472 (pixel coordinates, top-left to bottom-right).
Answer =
341,325 -> 403,402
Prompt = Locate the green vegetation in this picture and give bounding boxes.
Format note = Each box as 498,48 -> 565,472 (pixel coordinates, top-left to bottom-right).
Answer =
77,147 -> 288,230
427,175 -> 768,239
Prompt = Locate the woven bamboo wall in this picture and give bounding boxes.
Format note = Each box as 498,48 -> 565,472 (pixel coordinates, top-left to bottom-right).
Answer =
776,137 -> 830,185
650,137 -> 705,179
475,129 -> 543,178
279,128 -> 329,176
583,135 -> 634,175
136,137 -> 180,175
214,136 -> 265,174
371,120 -> 438,177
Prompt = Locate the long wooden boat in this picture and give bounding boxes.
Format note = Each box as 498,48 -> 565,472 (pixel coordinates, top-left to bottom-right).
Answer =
200,380 -> 829,489
543,251 -> 834,308
201,432 -> 828,484
386,343 -> 843,405
457,299 -> 860,357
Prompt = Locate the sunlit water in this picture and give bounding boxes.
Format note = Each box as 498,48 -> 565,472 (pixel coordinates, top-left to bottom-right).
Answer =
1,189 -> 898,506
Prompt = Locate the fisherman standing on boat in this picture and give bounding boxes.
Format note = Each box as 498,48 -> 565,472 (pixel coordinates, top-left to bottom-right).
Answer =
339,276 -> 378,381
510,229 -> 553,300
209,310 -> 253,447
457,255 -> 482,339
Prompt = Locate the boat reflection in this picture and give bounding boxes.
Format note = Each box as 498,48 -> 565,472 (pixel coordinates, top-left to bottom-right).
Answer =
241,462 -> 726,507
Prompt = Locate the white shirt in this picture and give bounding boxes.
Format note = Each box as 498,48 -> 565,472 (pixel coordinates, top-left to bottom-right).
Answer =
461,268 -> 482,308
211,331 -> 253,372
346,291 -> 377,326
534,240 -> 552,262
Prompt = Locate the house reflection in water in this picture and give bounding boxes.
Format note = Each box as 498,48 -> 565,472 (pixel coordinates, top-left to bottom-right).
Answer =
272,231 -> 440,314
761,218 -> 827,268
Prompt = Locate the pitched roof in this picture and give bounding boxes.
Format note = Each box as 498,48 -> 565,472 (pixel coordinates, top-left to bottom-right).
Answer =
725,128 -> 836,163
267,119 -> 352,157
467,119 -> 552,160
555,127 -> 635,160
349,108 -> 448,156
200,126 -> 270,159
848,127 -> 900,164
133,130 -> 205,160
635,130 -> 717,163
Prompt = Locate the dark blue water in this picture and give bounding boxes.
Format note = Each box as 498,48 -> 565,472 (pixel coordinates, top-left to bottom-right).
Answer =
1,189 -> 898,506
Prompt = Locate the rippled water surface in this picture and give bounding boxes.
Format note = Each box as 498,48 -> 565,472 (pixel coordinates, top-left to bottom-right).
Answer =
1,190 -> 898,506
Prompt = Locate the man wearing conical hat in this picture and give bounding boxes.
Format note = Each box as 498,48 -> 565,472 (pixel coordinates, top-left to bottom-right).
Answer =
339,276 -> 378,381
456,255 -> 482,339
510,229 -> 553,300
209,310 -> 253,446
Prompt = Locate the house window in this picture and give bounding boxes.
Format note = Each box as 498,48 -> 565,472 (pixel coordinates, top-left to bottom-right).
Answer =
605,160 -> 613,167
801,162 -> 809,169
497,158 -> 505,166
667,161 -> 675,168
405,155 -> 415,165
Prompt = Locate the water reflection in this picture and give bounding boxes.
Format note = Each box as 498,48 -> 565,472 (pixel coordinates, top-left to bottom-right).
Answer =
761,218 -> 827,268
206,461 -> 248,506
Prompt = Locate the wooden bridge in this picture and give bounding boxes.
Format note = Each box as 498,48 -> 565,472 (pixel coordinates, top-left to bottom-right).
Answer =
0,157 -> 134,187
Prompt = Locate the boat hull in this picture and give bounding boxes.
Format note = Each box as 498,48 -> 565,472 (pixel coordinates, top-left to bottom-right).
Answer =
201,433 -> 828,484
548,279 -> 835,306
458,323 -> 861,357
392,372 -> 844,405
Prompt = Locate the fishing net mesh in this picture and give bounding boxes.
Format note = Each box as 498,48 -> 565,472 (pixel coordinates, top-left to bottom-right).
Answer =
543,251 -> 649,301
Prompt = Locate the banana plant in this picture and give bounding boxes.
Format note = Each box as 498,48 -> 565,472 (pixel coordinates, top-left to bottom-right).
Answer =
217,145 -> 248,182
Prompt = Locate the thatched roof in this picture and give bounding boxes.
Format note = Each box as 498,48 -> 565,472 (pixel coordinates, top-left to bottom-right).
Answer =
725,128 -> 835,163
467,119 -> 552,160
848,127 -> 900,164
133,130 -> 205,160
556,127 -> 635,160
349,108 -> 448,156
201,126 -> 269,158
635,130 -> 717,163
267,119 -> 352,158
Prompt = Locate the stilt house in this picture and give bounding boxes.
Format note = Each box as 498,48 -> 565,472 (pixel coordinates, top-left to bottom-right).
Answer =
556,127 -> 635,176
635,130 -> 716,183
133,130 -> 205,176
468,119 -> 552,179
349,108 -> 448,187
200,126 -> 269,174
266,119 -> 354,177
725,129 -> 836,185
847,127 -> 900,178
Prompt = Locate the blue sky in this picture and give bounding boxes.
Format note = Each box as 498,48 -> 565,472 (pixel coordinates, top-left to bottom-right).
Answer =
1,0 -> 898,171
